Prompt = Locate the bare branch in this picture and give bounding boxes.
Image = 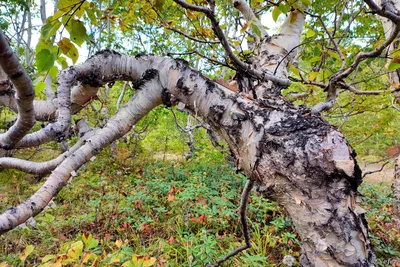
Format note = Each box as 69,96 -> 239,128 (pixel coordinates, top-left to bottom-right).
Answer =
173,0 -> 290,87
207,179 -> 254,267
0,120 -> 93,175
168,27 -> 220,44
117,81 -> 129,111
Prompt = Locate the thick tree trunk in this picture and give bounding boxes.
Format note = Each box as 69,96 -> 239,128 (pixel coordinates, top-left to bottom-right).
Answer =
0,52 -> 374,266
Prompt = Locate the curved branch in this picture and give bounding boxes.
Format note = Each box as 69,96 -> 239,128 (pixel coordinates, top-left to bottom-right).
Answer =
0,120 -> 93,175
0,29 -> 35,148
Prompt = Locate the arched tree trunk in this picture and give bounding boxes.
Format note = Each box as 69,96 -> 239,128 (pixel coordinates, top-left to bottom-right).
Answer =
0,1 -> 383,265
0,51 -> 374,266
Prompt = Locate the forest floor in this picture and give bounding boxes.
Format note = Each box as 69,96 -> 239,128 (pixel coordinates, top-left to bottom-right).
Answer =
0,148 -> 399,267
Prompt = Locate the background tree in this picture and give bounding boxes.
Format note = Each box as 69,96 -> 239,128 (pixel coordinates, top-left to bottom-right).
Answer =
0,0 -> 399,266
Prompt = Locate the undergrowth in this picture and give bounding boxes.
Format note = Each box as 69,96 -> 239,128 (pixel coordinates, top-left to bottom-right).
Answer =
0,145 -> 399,266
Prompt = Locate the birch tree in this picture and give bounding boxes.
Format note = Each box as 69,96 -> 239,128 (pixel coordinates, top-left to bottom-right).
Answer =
0,0 -> 399,266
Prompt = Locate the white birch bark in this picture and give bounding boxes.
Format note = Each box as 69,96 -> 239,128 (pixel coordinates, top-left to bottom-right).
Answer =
0,31 -> 35,148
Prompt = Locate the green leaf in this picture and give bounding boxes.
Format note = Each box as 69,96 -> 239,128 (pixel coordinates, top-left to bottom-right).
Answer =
35,81 -> 46,94
388,61 -> 400,72
251,23 -> 261,38
75,1 -> 89,18
57,0 -> 81,11
308,71 -> 319,81
82,233 -> 99,250
36,49 -> 56,73
19,245 -> 34,262
41,255 -> 56,263
272,6 -> 282,22
66,20 -> 87,46
36,38 -> 52,54
85,4 -> 98,26
67,241 -> 83,259
309,56 -> 321,63
288,62 -> 300,76
154,0 -> 165,11
57,56 -> 69,69
49,66 -> 59,80
306,29 -> 315,38
278,3 -> 290,14
41,20 -> 62,40
327,50 -> 340,60
301,0 -> 312,7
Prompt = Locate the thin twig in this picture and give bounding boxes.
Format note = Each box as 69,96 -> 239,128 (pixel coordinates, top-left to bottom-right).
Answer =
207,179 -> 254,267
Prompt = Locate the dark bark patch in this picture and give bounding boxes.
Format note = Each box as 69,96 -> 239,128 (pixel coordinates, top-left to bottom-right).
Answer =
266,114 -> 330,137
133,69 -> 159,89
7,207 -> 17,214
209,105 -> 226,122
9,71 -> 23,79
94,49 -> 121,58
205,80 -> 217,94
176,77 -> 192,95
161,88 -> 172,107
78,69 -> 102,87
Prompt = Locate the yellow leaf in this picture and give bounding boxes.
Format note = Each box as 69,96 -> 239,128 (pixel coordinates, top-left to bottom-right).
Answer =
240,23 -> 248,34
115,239 -> 123,248
57,37 -> 73,54
67,241 -> 83,259
122,261 -> 134,267
0,262 -> 12,267
20,245 -> 34,261
81,252 -> 97,264
308,71 -> 319,82
132,254 -> 144,266
290,12 -> 297,24
288,63 -> 300,76
143,255 -> 157,267
110,257 -> 121,264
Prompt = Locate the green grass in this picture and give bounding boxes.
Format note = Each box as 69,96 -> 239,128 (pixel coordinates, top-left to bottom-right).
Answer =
0,144 -> 399,266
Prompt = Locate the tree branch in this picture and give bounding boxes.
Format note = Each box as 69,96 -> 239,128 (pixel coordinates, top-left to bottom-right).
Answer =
173,0 -> 290,87
0,29 -> 35,148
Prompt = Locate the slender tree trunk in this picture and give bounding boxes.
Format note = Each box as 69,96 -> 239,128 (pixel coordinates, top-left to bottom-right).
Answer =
25,6 -> 32,68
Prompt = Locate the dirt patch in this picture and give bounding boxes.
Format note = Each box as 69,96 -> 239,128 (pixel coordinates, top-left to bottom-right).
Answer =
153,153 -> 184,161
360,162 -> 394,184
